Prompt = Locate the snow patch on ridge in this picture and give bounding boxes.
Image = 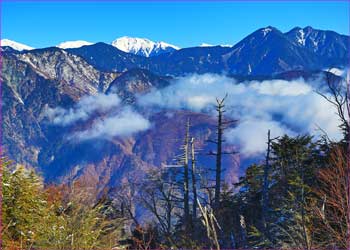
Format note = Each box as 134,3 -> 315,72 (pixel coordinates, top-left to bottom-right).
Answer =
1,39 -> 34,51
262,27 -> 272,37
57,40 -> 94,49
297,29 -> 306,46
200,43 -> 233,47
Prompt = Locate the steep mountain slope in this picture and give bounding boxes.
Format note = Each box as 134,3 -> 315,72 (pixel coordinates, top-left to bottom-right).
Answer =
224,26 -> 321,75
106,68 -> 171,103
149,46 -> 232,75
1,49 -> 119,167
2,52 -> 75,166
285,26 -> 350,66
17,47 -> 118,96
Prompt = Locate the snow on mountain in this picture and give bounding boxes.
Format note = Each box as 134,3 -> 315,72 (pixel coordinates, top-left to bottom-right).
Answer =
152,41 -> 180,54
1,39 -> 34,51
200,43 -> 232,47
328,67 -> 346,77
297,29 -> 306,46
262,27 -> 273,37
285,26 -> 350,66
200,43 -> 214,47
57,40 -> 93,49
111,36 -> 179,57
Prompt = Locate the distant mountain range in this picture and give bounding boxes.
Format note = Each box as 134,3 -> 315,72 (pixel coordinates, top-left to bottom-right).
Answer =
2,25 -> 348,192
1,36 -> 181,57
64,26 -> 348,76
2,26 -> 348,74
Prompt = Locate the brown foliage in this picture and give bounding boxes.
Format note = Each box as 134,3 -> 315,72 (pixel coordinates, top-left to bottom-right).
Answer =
314,146 -> 348,248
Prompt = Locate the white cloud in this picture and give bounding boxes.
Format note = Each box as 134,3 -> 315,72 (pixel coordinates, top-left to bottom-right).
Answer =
226,119 -> 294,156
138,74 -> 242,111
138,74 -> 342,155
46,93 -> 150,140
73,107 -> 150,140
46,93 -> 121,125
250,80 -> 312,96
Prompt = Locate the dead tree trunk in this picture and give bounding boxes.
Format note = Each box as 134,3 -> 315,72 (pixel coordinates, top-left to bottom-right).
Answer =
191,137 -> 198,220
183,119 -> 190,230
198,200 -> 221,250
214,97 -> 225,210
261,130 -> 271,237
207,95 -> 236,211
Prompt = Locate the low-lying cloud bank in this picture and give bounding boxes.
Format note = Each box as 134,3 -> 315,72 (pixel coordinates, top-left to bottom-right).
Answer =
46,93 -> 150,140
46,73 -> 343,155
138,74 -> 342,155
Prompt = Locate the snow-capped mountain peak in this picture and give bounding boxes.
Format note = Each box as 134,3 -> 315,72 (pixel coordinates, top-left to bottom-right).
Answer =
111,36 -> 179,57
56,40 -> 93,49
1,39 -> 34,51
112,36 -> 154,56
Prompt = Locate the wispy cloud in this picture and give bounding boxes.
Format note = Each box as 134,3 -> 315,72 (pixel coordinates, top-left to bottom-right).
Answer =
46,93 -> 121,125
46,93 -> 150,140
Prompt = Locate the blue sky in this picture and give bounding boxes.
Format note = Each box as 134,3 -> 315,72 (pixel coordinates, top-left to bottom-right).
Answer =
1,1 -> 349,48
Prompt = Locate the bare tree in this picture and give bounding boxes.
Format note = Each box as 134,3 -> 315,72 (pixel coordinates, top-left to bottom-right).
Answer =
139,169 -> 179,247
317,71 -> 350,138
191,137 -> 198,220
182,119 -> 190,230
198,199 -> 221,250
207,95 -> 236,210
261,130 -> 271,236
114,182 -> 139,226
213,96 -> 225,210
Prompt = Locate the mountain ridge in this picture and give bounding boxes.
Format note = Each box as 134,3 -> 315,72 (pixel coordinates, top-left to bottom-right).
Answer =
3,26 -> 349,71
